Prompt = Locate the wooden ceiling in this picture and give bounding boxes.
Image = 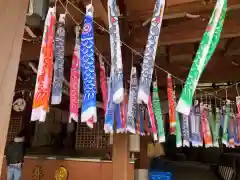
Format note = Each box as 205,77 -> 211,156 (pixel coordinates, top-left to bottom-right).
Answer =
18,0 -> 240,101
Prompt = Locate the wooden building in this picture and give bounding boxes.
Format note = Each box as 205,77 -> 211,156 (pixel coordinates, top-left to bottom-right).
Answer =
1,0 -> 240,179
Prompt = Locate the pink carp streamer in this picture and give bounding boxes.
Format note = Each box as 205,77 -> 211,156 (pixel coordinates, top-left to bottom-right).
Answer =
120,92 -> 128,131
69,27 -> 80,122
99,54 -> 108,113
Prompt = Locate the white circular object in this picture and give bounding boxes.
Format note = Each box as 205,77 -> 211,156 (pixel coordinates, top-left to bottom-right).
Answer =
13,98 -> 26,112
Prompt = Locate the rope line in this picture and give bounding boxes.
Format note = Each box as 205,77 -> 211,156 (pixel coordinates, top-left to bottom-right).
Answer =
57,0 -> 240,103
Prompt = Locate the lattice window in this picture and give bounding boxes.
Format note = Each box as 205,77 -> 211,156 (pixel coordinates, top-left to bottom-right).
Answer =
6,116 -> 23,145
75,118 -> 109,150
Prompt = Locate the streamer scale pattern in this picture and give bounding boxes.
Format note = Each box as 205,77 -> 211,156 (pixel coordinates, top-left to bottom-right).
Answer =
51,14 -> 66,105
126,67 -> 138,133
177,0 -> 227,116
152,81 -> 165,142
80,4 -> 97,124
108,0 -> 124,103
138,0 -> 165,104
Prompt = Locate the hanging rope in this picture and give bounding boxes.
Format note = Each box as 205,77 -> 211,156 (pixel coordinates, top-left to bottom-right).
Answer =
236,83 -> 239,97
65,0 -> 69,15
55,0 -> 58,7
57,0 -> 240,103
226,88 -> 228,100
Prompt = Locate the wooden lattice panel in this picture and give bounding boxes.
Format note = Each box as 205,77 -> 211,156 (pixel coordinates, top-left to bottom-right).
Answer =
6,116 -> 22,145
75,119 -> 109,150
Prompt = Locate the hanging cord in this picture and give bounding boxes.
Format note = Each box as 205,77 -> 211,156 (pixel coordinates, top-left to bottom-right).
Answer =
95,48 -> 111,66
55,0 -> 58,8
212,81 -> 240,96
194,91 -> 198,106
208,94 -> 211,105
58,0 -> 79,26
59,0 -> 229,101
131,51 -> 134,67
225,88 -> 228,100
58,0 -> 240,103
181,81 -> 184,96
58,0 -> 226,103
75,25 -> 80,39
173,78 -> 176,93
26,0 -> 34,16
200,94 -> 203,103
232,101 -> 236,114
65,0 -> 69,15
58,0 -> 111,69
155,68 -> 157,79
236,83 -> 239,97
154,67 -> 158,83
59,0 -> 126,87
231,101 -> 234,114
66,0 -> 186,82
205,93 -> 208,105
214,95 -> 217,108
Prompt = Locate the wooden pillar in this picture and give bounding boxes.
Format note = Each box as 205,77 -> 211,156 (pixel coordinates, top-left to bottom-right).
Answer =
139,136 -> 151,169
0,0 -> 28,174
112,134 -> 129,180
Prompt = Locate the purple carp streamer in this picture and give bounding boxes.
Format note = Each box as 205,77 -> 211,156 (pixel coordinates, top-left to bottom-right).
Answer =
190,105 -> 202,147
51,14 -> 66,105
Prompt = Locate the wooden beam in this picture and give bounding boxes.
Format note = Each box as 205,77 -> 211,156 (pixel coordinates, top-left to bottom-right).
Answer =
158,46 -> 167,56
166,0 -> 199,7
138,136 -> 151,169
128,0 -> 240,20
133,15 -> 240,46
169,43 -> 194,65
20,40 -> 73,61
224,37 -> 240,56
93,0 -> 108,27
56,2 -> 84,24
20,35 -> 109,61
0,0 -> 28,175
165,0 -> 240,14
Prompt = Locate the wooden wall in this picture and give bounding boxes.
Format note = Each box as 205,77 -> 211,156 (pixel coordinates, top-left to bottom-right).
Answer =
1,158 -> 134,180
